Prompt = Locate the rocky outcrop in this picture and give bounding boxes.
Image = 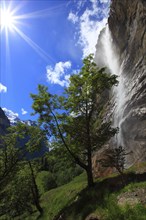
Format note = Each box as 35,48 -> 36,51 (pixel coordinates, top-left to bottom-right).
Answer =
0,107 -> 10,135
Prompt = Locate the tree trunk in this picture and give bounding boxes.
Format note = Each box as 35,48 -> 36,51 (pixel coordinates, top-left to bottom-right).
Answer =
28,161 -> 43,215
86,164 -> 94,188
86,145 -> 94,188
86,169 -> 94,188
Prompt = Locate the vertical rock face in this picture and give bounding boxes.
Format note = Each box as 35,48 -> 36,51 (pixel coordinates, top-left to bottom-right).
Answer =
0,107 -> 10,135
108,0 -> 146,72
95,0 -> 146,167
109,0 -> 146,165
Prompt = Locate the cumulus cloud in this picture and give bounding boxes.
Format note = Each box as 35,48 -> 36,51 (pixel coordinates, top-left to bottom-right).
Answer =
0,83 -> 7,93
46,61 -> 72,87
68,0 -> 110,57
21,108 -> 28,115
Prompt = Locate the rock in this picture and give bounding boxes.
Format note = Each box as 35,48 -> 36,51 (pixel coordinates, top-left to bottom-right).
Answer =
92,147 -> 114,178
0,107 -> 10,135
108,0 -> 146,166
117,188 -> 146,206
85,213 -> 100,220
94,0 -> 146,168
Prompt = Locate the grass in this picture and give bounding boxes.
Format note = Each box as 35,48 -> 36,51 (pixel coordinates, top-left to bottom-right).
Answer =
102,197 -> 146,220
121,181 -> 146,193
37,170 -> 146,219
7,165 -> 146,220
40,172 -> 87,220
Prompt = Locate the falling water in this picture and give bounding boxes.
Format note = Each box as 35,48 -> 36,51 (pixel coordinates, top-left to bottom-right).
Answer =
95,25 -> 127,146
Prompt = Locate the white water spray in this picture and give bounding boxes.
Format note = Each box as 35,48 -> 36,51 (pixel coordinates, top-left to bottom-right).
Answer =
95,25 -> 127,146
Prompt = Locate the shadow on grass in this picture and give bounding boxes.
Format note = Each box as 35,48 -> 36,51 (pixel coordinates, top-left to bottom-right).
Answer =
53,172 -> 146,220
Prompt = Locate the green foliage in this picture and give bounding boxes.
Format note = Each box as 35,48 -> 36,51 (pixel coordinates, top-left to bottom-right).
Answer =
104,196 -> 146,220
120,181 -> 146,193
0,123 -> 47,184
1,163 -> 34,217
31,54 -> 118,187
43,147 -> 83,186
41,173 -> 87,220
36,171 -> 57,195
0,123 -> 46,217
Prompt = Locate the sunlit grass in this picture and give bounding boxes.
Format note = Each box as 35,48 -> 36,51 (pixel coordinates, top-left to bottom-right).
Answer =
41,173 -> 87,220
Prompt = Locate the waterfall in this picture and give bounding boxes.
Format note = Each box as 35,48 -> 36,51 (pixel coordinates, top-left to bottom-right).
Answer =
95,25 -> 127,147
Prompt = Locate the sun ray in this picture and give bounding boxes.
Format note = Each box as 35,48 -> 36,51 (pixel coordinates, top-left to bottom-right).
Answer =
13,26 -> 55,63
0,1 -> 60,66
15,3 -> 66,20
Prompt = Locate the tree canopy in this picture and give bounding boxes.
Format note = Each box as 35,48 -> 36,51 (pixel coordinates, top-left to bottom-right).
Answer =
31,54 -> 118,187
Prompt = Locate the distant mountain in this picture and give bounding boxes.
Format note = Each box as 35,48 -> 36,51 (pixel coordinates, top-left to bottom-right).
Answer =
2,107 -> 48,158
0,107 -> 10,135
2,108 -> 37,126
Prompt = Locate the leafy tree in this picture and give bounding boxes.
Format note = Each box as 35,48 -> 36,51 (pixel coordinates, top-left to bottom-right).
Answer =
31,54 -> 118,187
0,123 -> 46,216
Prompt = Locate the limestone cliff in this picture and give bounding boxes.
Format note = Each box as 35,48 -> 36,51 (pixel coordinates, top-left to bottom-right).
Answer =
95,0 -> 146,169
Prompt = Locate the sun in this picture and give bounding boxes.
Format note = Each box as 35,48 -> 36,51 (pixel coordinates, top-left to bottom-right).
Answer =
0,8 -> 16,31
0,2 -> 54,62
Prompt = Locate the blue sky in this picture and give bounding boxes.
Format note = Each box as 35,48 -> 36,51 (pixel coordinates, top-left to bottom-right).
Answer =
0,0 -> 110,121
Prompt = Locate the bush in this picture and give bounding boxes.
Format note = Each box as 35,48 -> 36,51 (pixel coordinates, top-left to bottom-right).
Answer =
36,171 -> 57,195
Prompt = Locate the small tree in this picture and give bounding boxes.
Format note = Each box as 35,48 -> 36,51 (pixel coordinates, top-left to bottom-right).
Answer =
99,146 -> 130,184
31,54 -> 118,187
100,146 -> 128,174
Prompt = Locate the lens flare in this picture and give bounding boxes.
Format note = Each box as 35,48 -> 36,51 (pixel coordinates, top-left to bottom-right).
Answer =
0,1 -> 59,63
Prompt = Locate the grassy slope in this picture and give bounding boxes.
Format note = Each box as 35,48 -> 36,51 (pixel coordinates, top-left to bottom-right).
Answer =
24,164 -> 146,220
40,173 -> 87,220
37,169 -> 146,220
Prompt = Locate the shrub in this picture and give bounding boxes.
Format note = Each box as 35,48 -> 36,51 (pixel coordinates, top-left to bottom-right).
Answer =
36,171 -> 57,195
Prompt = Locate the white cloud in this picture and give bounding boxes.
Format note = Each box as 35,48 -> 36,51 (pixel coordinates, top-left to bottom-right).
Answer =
68,12 -> 78,24
46,61 -> 72,87
68,0 -> 110,57
21,108 -> 28,115
0,83 -> 7,93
